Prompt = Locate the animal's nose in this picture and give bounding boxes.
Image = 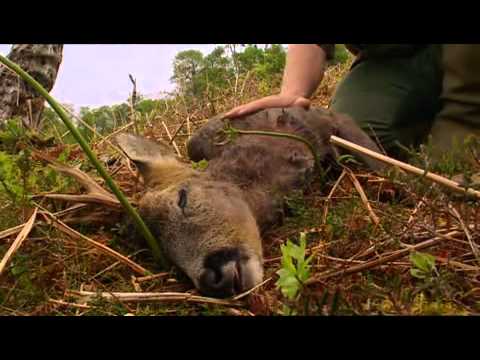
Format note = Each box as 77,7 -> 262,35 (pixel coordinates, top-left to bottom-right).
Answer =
199,261 -> 242,298
198,248 -> 262,298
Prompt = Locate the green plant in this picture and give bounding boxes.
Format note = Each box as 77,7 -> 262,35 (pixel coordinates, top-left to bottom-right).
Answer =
410,251 -> 437,280
0,53 -> 165,270
331,45 -> 351,65
0,151 -> 23,203
0,118 -> 28,152
276,232 -> 313,301
284,191 -> 307,218
336,154 -> 360,166
191,159 -> 209,171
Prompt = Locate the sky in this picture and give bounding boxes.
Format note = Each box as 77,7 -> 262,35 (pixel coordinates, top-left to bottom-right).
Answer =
0,44 -> 218,111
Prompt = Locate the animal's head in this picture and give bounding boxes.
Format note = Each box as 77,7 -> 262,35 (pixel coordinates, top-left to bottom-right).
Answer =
116,133 -> 263,298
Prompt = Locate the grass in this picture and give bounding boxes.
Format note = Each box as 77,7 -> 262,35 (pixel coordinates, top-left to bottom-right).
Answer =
1,53 -> 480,316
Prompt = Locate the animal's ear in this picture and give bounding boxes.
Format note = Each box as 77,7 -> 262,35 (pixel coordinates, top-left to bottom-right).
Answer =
333,113 -> 386,172
116,133 -> 191,188
187,115 -> 226,162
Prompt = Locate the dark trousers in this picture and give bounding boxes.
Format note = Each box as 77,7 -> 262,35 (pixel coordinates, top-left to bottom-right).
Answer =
330,45 -> 444,158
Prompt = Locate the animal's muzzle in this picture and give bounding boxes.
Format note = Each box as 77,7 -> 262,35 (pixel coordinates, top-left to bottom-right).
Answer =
198,247 -> 263,298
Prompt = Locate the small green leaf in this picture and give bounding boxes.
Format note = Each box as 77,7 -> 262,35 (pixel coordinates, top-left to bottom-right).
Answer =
336,154 -> 360,166
276,269 -> 301,300
191,159 -> 209,171
276,232 -> 312,301
410,268 -> 427,279
11,264 -> 28,277
410,251 -> 436,273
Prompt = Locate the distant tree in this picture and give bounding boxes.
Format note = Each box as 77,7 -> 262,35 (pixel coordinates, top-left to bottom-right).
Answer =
202,46 -> 234,92
171,44 -> 287,101
171,50 -> 205,97
234,45 -> 265,74
136,98 -> 159,114
251,44 -> 286,83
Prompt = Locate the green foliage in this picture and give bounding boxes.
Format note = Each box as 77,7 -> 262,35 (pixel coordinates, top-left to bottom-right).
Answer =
284,190 -> 307,218
171,44 -> 286,99
33,44 -> 287,150
136,98 -> 158,114
251,45 -> 286,82
0,118 -> 27,152
171,49 -> 210,98
79,104 -> 129,138
234,45 -> 264,73
0,149 -> 75,208
331,45 -> 351,65
276,232 -> 313,300
0,120 -> 77,211
191,159 -> 209,171
0,151 -> 25,203
410,251 -> 437,279
336,154 -> 360,166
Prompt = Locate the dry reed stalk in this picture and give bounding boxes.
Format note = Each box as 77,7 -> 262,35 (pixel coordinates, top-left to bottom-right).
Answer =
0,208 -> 38,275
322,170 -> 346,224
449,205 -> 480,263
95,121 -> 135,147
345,168 -> 380,226
48,298 -> 92,309
1,204 -> 87,241
135,272 -> 170,283
67,290 -> 244,307
42,212 -> 149,276
331,135 -> 480,199
306,230 -> 462,283
161,121 -> 182,157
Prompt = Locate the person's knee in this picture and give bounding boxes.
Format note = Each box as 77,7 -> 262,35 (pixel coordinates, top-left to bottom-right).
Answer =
429,118 -> 480,158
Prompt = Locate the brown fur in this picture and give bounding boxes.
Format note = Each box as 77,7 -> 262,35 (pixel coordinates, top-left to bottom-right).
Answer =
116,107 -> 384,297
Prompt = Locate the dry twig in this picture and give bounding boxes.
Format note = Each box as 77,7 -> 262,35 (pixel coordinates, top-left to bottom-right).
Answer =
306,230 -> 462,283
162,121 -> 182,157
345,168 -> 380,226
331,135 -> 480,199
42,211 -> 149,276
67,290 -> 244,307
0,208 -> 38,275
322,169 -> 346,224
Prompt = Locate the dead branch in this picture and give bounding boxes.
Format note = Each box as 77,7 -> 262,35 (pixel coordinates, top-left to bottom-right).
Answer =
1,204 -> 87,241
162,121 -> 182,157
322,170 -> 346,224
134,272 -> 170,283
168,116 -> 189,144
128,74 -> 139,135
42,211 -> 149,276
345,168 -> 380,226
330,135 -> 480,199
33,151 -> 122,209
0,224 -> 25,241
232,277 -> 273,300
0,208 -> 38,275
95,121 -> 135,148
306,230 -> 463,283
44,194 -> 122,209
66,290 -> 244,307
449,204 -> 480,263
48,298 -> 92,309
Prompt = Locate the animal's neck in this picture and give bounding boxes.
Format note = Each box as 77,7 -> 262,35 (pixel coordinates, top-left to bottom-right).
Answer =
207,139 -> 316,232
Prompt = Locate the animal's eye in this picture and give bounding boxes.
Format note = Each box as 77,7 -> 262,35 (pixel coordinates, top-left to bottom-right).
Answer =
177,188 -> 188,210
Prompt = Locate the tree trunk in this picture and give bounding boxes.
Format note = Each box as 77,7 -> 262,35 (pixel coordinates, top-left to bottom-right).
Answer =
0,44 -> 63,130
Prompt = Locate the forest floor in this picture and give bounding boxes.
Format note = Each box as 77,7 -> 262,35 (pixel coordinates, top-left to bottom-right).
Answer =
1,58 -> 479,316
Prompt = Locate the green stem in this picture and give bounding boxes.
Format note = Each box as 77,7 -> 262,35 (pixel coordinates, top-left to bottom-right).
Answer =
227,127 -> 321,167
0,54 -> 166,270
